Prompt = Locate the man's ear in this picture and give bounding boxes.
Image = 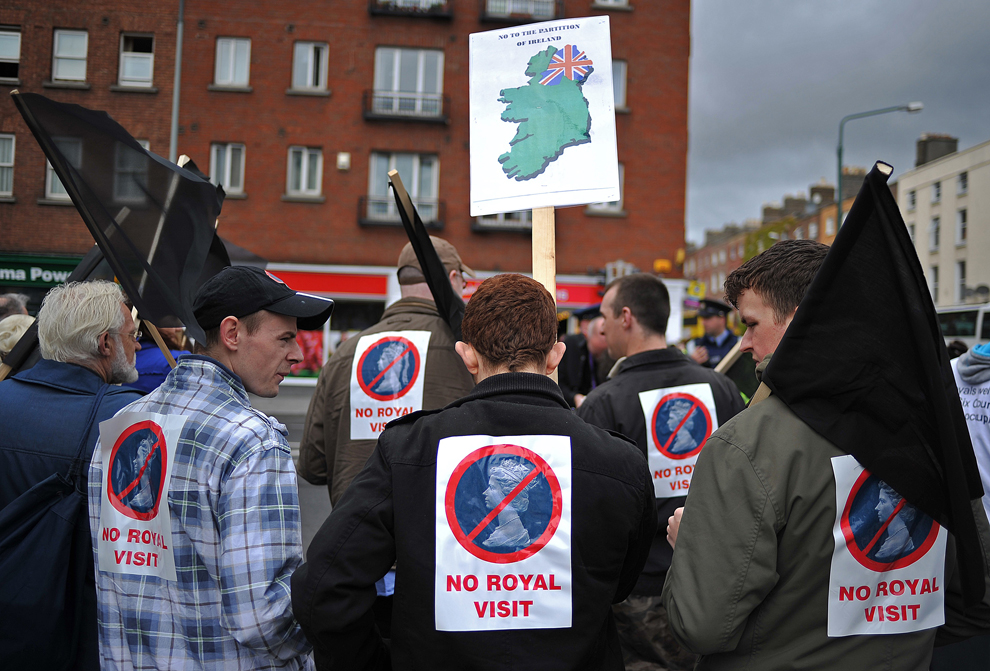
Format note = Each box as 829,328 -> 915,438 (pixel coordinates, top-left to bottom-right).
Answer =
545,340 -> 567,376
620,306 -> 634,330
218,316 -> 240,352
97,331 -> 113,357
455,341 -> 480,376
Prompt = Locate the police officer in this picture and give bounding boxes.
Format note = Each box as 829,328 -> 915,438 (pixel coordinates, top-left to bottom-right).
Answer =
292,274 -> 656,671
689,298 -> 738,368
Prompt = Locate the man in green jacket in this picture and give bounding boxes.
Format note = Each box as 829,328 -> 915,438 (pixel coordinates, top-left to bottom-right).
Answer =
663,240 -> 990,670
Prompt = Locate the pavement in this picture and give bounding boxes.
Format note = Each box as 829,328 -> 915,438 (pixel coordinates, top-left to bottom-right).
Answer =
250,382 -> 332,554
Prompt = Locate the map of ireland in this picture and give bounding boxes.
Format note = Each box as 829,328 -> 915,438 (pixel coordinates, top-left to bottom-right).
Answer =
498,45 -> 593,181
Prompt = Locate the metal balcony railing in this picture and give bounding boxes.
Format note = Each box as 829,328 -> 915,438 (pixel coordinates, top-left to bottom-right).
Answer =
480,0 -> 564,22
363,90 -> 449,123
369,0 -> 453,18
359,195 -> 445,229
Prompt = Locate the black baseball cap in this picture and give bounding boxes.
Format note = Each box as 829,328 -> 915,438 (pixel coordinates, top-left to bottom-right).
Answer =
193,265 -> 334,331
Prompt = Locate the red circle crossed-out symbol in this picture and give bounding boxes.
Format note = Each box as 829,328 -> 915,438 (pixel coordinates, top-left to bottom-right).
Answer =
650,392 -> 712,460
356,336 -> 421,402
445,444 -> 562,564
107,420 -> 168,521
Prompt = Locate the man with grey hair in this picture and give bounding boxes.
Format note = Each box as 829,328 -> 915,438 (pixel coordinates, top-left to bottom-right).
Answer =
0,292 -> 29,321
0,280 -> 143,670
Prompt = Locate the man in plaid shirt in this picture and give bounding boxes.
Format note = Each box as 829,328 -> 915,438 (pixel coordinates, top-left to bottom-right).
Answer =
88,266 -> 333,669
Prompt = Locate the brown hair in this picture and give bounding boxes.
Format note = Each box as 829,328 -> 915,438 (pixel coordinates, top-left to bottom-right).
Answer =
461,274 -> 557,371
724,239 -> 829,323
604,274 -> 670,336
195,310 -> 266,353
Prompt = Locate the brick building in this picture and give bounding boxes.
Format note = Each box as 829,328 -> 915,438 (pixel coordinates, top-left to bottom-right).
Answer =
0,0 -> 690,327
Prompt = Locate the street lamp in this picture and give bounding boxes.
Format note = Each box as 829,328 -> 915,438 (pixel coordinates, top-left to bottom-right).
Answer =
837,102 -> 923,224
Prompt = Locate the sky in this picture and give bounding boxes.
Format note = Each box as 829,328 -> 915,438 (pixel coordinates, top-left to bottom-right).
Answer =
685,0 -> 990,245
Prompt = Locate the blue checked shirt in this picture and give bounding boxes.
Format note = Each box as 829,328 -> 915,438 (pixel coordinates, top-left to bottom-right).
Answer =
88,355 -> 314,670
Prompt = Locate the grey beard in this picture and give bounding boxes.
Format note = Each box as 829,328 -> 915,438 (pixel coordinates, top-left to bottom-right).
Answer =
109,337 -> 139,384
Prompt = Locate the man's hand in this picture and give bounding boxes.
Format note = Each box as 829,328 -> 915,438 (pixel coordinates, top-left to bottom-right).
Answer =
689,346 -> 709,365
667,507 -> 684,549
574,393 -> 586,408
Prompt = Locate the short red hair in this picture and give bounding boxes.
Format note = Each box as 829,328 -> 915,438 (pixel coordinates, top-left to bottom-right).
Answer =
461,274 -> 557,371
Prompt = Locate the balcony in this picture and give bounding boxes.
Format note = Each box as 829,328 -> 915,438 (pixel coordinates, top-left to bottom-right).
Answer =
363,90 -> 449,123
369,0 -> 453,18
480,0 -> 564,22
359,195 -> 444,229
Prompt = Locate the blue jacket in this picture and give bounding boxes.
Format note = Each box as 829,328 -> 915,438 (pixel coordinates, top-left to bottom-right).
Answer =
124,337 -> 181,394
0,359 -> 142,670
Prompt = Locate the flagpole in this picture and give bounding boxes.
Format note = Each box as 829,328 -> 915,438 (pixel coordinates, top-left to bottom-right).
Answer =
532,205 -> 558,382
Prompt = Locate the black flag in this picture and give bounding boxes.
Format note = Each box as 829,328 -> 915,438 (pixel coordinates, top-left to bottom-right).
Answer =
12,92 -> 224,343
763,161 -> 985,603
389,174 -> 465,340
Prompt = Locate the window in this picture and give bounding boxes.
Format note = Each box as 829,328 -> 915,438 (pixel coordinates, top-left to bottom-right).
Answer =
929,216 -> 940,251
596,0 -> 629,4
794,227 -> 803,240
728,246 -> 735,261
0,134 -> 13,196
958,172 -> 968,195
45,137 -> 82,200
373,47 -> 444,118
930,266 -> 939,305
710,274 -> 718,291
738,243 -> 744,258
931,181 -> 941,204
287,147 -> 323,197
907,189 -> 916,211
956,209 -> 967,245
119,34 -> 154,87
908,223 -> 915,242
292,42 -> 328,91
0,27 -> 20,81
475,210 -> 532,231
612,60 -> 627,109
718,249 -> 726,264
113,139 -> 150,204
214,37 -> 250,86
825,216 -> 835,236
367,152 -> 438,222
587,163 -> 624,214
957,261 -> 967,303
808,222 -> 819,240
485,0 -> 555,16
53,29 -> 88,82
210,143 -> 245,195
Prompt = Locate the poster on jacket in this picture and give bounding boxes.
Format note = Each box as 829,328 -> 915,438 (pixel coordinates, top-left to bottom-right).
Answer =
827,454 -> 946,636
350,330 -> 432,440
435,435 -> 572,631
638,383 -> 718,498
468,16 -> 619,216
96,412 -> 184,581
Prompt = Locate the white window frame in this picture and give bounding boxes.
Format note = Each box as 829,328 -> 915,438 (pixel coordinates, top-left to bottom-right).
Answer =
587,163 -> 625,214
286,146 -> 323,197
367,152 -> 439,222
958,172 -> 968,195
929,216 -> 940,252
292,41 -> 329,91
930,265 -> 938,304
485,0 -> 556,18
907,189 -> 916,210
956,208 -> 967,245
957,260 -> 967,303
475,210 -> 533,231
612,59 -> 627,109
595,0 -> 629,5
0,27 -> 21,82
825,216 -> 835,236
45,137 -> 82,201
119,33 -> 154,87
908,223 -> 915,243
0,134 -> 14,197
214,37 -> 251,86
808,222 -> 819,240
931,181 -> 941,204
210,142 -> 245,195
372,47 -> 444,118
52,29 -> 88,82
113,139 -> 151,205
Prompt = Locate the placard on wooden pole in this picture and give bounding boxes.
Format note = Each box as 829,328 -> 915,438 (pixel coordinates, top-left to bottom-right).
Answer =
531,205 -> 558,382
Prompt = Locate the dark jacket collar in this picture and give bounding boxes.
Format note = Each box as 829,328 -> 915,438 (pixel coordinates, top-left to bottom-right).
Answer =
381,297 -> 440,319
12,358 -> 107,394
451,372 -> 570,410
615,347 -> 691,375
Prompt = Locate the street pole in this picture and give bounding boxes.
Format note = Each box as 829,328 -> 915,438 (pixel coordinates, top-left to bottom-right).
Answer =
837,102 -> 923,225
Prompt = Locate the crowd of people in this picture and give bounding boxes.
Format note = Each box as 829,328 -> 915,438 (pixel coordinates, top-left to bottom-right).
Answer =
1,235 -> 990,670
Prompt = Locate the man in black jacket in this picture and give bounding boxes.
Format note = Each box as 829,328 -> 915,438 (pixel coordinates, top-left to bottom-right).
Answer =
578,273 -> 745,671
292,273 -> 656,671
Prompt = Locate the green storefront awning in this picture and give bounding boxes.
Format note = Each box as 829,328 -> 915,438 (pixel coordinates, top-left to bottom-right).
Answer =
0,253 -> 85,288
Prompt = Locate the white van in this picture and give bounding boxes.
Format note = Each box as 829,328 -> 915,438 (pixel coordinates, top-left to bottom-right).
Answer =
936,303 -> 990,348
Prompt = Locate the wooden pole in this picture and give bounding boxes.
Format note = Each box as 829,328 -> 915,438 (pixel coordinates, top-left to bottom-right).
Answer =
532,205 -> 558,382
144,320 -> 177,369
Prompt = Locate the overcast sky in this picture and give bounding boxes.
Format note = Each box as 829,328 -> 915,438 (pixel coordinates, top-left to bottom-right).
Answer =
686,0 -> 990,245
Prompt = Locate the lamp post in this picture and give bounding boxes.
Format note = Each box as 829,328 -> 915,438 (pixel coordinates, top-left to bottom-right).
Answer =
837,102 -> 923,224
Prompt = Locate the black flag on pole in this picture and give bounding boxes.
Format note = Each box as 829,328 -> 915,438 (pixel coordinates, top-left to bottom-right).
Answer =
763,161 -> 986,604
11,92 -> 224,343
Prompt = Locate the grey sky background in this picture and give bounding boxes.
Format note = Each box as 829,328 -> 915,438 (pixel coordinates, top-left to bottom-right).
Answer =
685,0 -> 990,245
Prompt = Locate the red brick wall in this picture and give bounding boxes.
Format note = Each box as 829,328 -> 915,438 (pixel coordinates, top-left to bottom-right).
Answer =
2,0 -> 689,277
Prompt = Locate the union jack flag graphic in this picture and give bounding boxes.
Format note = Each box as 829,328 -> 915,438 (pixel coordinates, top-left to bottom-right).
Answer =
539,45 -> 593,86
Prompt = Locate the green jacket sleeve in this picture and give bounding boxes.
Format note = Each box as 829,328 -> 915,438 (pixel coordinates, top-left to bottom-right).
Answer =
661,435 -> 781,654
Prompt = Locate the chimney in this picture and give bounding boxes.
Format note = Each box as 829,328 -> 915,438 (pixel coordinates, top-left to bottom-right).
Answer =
916,134 -> 958,167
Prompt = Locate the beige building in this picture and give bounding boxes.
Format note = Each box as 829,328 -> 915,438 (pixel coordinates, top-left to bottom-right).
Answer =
898,135 -> 990,306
